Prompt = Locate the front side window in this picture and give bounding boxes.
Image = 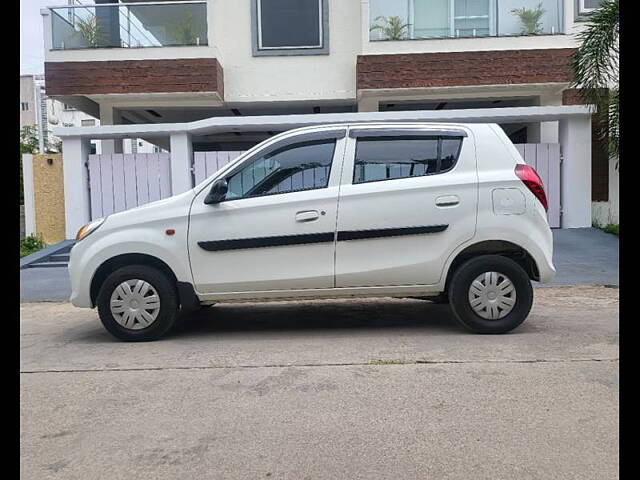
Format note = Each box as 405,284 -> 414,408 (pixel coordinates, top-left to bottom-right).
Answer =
253,0 -> 328,55
225,139 -> 336,201
353,136 -> 463,184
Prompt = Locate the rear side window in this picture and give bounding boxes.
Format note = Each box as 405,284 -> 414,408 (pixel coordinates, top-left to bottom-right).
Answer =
353,136 -> 463,184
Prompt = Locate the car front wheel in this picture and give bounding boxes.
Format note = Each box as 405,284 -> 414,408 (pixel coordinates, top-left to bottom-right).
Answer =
96,265 -> 179,342
448,255 -> 533,334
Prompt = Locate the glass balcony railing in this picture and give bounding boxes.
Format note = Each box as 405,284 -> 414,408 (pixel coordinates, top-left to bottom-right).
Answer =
50,1 -> 208,50
369,0 -> 563,41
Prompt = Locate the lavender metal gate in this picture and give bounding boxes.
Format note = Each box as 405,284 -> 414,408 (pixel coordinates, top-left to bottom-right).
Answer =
88,153 -> 172,219
514,143 -> 561,228
193,151 -> 245,185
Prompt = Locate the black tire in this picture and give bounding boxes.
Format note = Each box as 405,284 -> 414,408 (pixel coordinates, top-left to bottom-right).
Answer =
96,265 -> 179,342
448,255 -> 533,334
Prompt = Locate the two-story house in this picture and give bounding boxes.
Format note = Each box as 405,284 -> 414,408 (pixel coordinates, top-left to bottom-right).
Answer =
40,0 -> 616,224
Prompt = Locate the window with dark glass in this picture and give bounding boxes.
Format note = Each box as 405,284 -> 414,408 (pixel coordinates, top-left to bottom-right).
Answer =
225,139 -> 335,200
257,0 -> 323,49
353,136 -> 463,184
579,0 -> 604,15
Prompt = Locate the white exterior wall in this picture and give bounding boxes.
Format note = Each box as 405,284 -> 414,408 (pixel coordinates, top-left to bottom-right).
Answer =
212,0 -> 361,103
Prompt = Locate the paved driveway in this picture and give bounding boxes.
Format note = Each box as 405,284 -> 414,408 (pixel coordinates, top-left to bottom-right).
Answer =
20,228 -> 619,303
20,286 -> 618,479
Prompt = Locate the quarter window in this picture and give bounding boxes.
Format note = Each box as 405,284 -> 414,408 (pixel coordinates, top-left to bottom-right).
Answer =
353,136 -> 463,184
225,139 -> 336,201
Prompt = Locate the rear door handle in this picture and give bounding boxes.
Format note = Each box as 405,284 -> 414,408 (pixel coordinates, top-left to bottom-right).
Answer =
295,210 -> 320,222
436,195 -> 460,207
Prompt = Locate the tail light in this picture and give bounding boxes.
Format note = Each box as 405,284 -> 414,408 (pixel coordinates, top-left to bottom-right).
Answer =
515,164 -> 548,212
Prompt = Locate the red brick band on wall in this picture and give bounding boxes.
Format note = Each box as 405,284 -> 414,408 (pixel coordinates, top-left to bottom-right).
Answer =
563,88 -> 609,202
45,58 -> 224,98
357,48 -> 576,90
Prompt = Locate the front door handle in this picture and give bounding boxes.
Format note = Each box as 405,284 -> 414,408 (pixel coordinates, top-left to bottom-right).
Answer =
436,195 -> 460,207
295,210 -> 320,222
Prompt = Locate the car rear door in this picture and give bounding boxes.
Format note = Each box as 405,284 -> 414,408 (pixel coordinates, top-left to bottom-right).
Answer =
334,125 -> 478,287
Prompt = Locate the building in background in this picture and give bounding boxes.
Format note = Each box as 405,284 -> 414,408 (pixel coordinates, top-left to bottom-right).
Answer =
39,0 -> 616,224
20,74 -> 163,155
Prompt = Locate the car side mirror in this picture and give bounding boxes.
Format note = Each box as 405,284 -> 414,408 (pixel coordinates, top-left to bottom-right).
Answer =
204,179 -> 228,205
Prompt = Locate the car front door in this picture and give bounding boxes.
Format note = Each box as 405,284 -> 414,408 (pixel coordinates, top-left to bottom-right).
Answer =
188,128 -> 346,294
335,125 -> 478,287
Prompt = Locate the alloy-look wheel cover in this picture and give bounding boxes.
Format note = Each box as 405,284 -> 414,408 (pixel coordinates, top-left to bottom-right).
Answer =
110,279 -> 161,330
467,271 -> 516,320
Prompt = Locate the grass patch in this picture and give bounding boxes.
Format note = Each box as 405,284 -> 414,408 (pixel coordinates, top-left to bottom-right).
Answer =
594,223 -> 619,236
369,359 -> 407,365
601,224 -> 619,236
20,235 -> 46,258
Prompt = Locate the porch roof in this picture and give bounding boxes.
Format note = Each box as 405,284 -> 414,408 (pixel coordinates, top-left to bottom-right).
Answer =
53,105 -> 595,140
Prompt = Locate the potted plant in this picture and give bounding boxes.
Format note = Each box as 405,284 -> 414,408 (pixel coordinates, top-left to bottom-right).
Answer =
511,3 -> 546,35
370,16 -> 411,41
170,12 -> 199,45
74,15 -> 103,47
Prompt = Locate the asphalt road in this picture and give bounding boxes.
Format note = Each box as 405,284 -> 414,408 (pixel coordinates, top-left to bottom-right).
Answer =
20,286 -> 618,480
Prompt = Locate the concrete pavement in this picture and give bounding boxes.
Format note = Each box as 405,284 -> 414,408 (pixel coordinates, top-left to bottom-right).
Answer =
21,286 -> 618,479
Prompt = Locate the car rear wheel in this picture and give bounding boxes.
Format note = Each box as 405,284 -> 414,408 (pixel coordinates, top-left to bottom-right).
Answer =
96,265 -> 179,342
448,255 -> 533,334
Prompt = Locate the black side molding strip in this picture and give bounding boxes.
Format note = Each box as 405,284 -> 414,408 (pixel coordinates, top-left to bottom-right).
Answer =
337,225 -> 448,241
198,232 -> 335,252
198,225 -> 448,252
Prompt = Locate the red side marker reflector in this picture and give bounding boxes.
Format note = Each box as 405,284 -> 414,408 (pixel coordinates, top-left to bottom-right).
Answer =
165,229 -> 175,236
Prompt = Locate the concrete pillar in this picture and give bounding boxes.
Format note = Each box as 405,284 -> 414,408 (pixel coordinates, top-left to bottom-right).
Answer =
62,136 -> 92,239
538,94 -> 562,143
169,132 -> 194,194
99,105 -> 124,154
22,154 -> 36,237
358,97 -> 379,112
559,116 -> 592,228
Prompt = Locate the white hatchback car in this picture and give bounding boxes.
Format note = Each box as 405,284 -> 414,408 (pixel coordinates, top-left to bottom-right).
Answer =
69,123 -> 555,341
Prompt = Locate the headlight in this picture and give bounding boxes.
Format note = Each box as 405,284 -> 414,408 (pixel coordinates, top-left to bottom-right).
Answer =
75,218 -> 106,242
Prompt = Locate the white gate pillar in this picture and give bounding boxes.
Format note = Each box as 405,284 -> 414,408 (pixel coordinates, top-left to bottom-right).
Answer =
559,115 -> 592,228
63,136 -> 92,239
169,132 -> 193,194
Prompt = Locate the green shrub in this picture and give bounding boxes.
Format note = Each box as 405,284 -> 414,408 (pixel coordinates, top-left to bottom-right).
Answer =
20,235 -> 46,258
602,224 -> 619,236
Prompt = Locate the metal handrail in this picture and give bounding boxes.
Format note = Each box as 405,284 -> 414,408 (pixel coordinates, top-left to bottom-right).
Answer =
49,1 -> 205,8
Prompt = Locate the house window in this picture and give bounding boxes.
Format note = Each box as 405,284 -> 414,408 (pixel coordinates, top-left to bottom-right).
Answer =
578,0 -> 604,17
252,0 -> 329,56
63,103 -> 75,111
21,102 -> 29,111
81,119 -> 95,127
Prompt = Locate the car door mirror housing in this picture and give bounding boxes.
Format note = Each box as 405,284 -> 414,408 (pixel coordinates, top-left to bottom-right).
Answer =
204,179 -> 229,204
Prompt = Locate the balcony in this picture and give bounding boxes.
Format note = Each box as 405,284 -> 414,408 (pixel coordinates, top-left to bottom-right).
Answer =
369,0 -> 563,41
49,1 -> 208,50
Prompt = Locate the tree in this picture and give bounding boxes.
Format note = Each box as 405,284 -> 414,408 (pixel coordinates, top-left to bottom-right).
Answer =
20,125 -> 40,154
571,0 -> 619,163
